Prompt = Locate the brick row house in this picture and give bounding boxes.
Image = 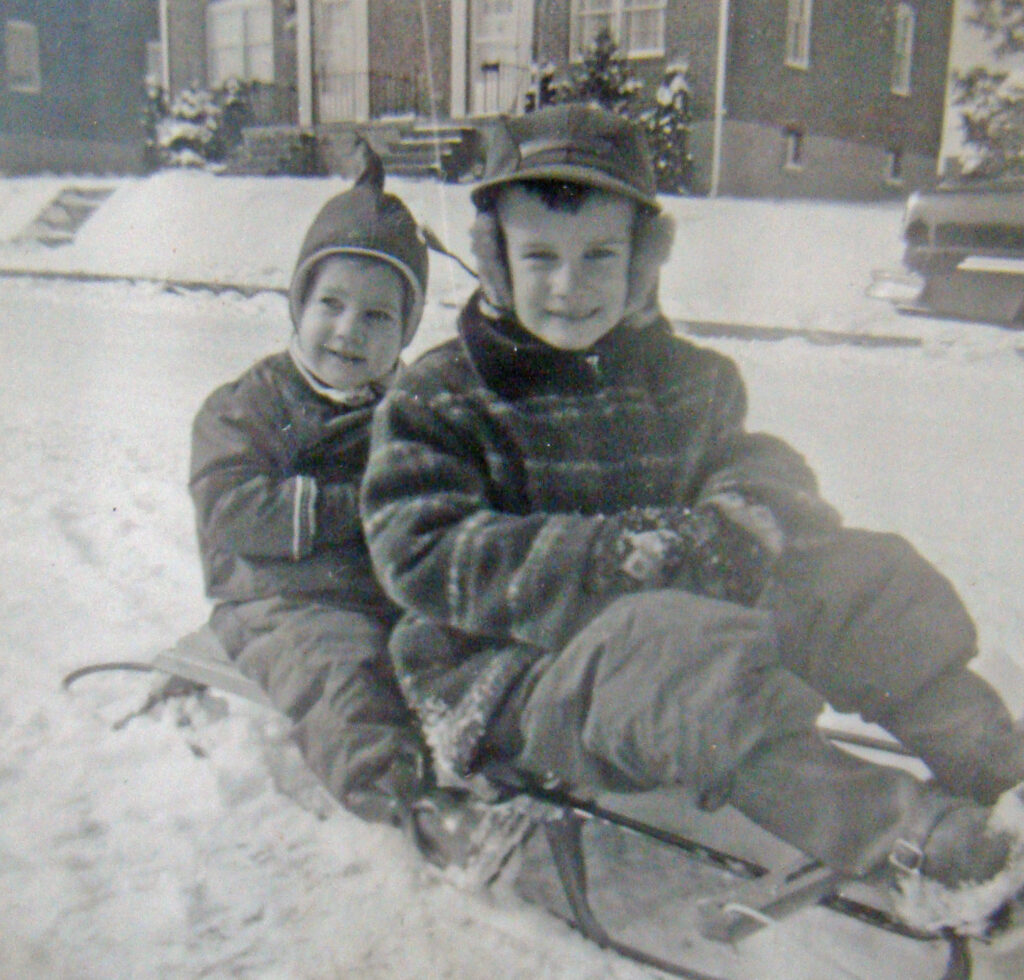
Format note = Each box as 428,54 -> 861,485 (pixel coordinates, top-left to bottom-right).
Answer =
3,1 -> 953,195
160,0 -> 954,198
1,0 -> 160,173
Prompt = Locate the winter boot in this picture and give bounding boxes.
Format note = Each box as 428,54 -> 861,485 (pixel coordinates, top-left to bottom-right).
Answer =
409,788 -> 549,890
889,781 -> 1024,937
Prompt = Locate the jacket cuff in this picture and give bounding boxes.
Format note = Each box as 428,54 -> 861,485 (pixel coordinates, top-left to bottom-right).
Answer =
291,475 -> 318,559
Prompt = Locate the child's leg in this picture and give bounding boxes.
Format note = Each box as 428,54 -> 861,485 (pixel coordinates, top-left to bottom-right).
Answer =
210,598 -> 428,824
508,590 -> 937,875
764,529 -> 1024,803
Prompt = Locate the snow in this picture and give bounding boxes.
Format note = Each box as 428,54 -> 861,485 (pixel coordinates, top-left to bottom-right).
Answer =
1,172 -> 1023,978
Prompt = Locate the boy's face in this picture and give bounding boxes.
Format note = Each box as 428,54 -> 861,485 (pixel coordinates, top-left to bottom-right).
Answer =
497,185 -> 634,350
296,256 -> 405,389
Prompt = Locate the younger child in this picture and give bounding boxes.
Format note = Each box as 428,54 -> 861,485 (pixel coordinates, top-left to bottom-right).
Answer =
362,104 -> 1024,933
190,164 -> 430,826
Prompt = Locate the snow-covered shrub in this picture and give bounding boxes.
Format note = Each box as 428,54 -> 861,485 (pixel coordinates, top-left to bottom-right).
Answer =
153,81 -> 254,169
952,67 -> 1024,177
950,1 -> 1024,177
551,34 -> 692,194
639,62 -> 694,194
524,62 -> 558,113
555,29 -> 642,115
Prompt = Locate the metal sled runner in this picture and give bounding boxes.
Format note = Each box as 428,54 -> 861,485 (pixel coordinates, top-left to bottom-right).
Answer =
65,625 -> 1011,980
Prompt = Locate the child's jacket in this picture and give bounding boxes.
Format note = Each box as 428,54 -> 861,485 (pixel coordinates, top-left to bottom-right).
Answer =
191,351 -> 395,619
362,294 -> 840,783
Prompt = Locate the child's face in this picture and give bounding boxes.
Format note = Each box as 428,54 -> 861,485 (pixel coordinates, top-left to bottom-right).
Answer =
296,256 -> 405,389
497,186 -> 634,350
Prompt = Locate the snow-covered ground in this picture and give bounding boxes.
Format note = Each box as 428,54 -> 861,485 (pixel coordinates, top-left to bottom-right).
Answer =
1,173 -> 1023,979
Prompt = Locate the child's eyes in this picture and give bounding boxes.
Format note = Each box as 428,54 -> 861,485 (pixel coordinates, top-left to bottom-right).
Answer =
585,245 -> 627,261
364,309 -> 398,324
522,249 -> 557,263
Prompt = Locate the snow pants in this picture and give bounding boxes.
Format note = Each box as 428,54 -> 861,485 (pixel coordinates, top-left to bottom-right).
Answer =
210,597 -> 426,826
496,529 -> 1024,876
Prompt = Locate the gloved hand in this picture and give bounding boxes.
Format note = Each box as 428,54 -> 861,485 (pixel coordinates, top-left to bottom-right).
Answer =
587,503 -> 774,607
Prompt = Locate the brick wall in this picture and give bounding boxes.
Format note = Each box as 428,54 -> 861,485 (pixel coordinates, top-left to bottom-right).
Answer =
0,0 -> 159,173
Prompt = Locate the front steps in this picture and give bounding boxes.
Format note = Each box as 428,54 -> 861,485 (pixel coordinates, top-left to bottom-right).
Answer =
226,119 -> 487,182
17,186 -> 115,246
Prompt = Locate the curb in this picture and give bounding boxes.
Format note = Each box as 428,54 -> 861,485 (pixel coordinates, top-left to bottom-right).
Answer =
680,319 -> 924,349
6,265 -> 1023,356
0,266 -> 285,298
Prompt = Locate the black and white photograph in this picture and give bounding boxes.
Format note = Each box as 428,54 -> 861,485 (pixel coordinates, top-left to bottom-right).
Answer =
2,2 -> 1024,977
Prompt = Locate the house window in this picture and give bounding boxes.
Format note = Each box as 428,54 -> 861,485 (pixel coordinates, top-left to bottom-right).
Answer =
207,0 -> 274,86
572,0 -> 666,59
5,19 -> 41,94
785,0 -> 813,69
891,3 -> 915,96
476,0 -> 515,42
886,148 -> 904,183
784,127 -> 804,169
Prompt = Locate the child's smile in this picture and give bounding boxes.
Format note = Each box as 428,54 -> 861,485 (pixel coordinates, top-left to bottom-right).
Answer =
498,186 -> 634,351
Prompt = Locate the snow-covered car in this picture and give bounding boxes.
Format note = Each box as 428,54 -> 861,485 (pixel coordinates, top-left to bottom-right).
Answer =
902,177 -> 1024,276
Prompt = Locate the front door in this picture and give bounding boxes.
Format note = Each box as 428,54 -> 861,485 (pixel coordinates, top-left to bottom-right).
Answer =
469,0 -> 533,115
313,0 -> 368,123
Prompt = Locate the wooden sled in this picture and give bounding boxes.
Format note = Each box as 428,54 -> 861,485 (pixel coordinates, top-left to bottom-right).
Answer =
75,625 -> 999,980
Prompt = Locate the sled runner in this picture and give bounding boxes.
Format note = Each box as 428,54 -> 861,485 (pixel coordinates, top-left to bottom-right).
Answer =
64,626 -> 1018,980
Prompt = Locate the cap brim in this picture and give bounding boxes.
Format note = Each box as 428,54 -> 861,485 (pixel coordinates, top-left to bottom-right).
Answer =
471,163 -> 659,210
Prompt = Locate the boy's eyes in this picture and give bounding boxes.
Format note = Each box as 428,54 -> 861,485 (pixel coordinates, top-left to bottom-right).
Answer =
518,245 -> 627,263
364,308 -> 399,324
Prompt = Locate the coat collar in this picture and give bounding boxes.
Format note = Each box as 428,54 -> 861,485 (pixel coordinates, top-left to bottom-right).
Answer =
457,291 -> 671,401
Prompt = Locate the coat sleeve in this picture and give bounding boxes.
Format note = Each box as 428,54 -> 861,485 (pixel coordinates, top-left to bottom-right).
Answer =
667,342 -> 841,549
190,378 -> 361,563
361,377 -> 609,655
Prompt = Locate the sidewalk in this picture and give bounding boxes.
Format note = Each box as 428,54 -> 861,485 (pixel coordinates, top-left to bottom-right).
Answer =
1,170 -> 1018,352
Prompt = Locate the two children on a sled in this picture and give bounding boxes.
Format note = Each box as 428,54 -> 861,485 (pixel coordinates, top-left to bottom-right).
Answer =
191,105 -> 1024,936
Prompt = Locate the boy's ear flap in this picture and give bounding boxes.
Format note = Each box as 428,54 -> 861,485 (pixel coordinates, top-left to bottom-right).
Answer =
622,211 -> 675,329
470,211 -> 514,314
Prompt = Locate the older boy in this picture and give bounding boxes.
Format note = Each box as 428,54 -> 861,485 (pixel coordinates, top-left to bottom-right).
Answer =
362,104 -> 1024,932
190,163 -> 431,826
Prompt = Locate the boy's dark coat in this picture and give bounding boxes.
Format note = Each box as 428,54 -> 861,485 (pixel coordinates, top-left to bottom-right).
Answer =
362,295 -> 839,783
191,351 -> 395,617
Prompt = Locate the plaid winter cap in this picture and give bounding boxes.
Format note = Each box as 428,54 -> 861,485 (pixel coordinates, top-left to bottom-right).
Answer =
471,104 -> 659,211
288,177 -> 429,345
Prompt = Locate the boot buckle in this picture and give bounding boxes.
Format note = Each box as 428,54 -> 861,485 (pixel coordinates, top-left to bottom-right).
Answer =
889,838 -> 925,875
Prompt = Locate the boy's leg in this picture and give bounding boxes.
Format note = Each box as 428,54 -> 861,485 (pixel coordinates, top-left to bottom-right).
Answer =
210,598 -> 427,825
764,528 -> 1024,804
509,590 -> 941,876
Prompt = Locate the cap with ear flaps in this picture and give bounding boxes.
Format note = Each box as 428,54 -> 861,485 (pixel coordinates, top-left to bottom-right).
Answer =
289,138 -> 429,345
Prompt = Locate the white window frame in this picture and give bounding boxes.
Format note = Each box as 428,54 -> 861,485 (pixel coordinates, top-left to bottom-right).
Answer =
785,0 -> 813,70
206,0 -> 275,87
5,19 -> 41,94
571,0 -> 667,60
891,3 -> 915,96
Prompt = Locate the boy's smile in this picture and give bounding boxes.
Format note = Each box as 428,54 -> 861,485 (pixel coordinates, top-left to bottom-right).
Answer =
295,256 -> 405,390
498,186 -> 634,350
